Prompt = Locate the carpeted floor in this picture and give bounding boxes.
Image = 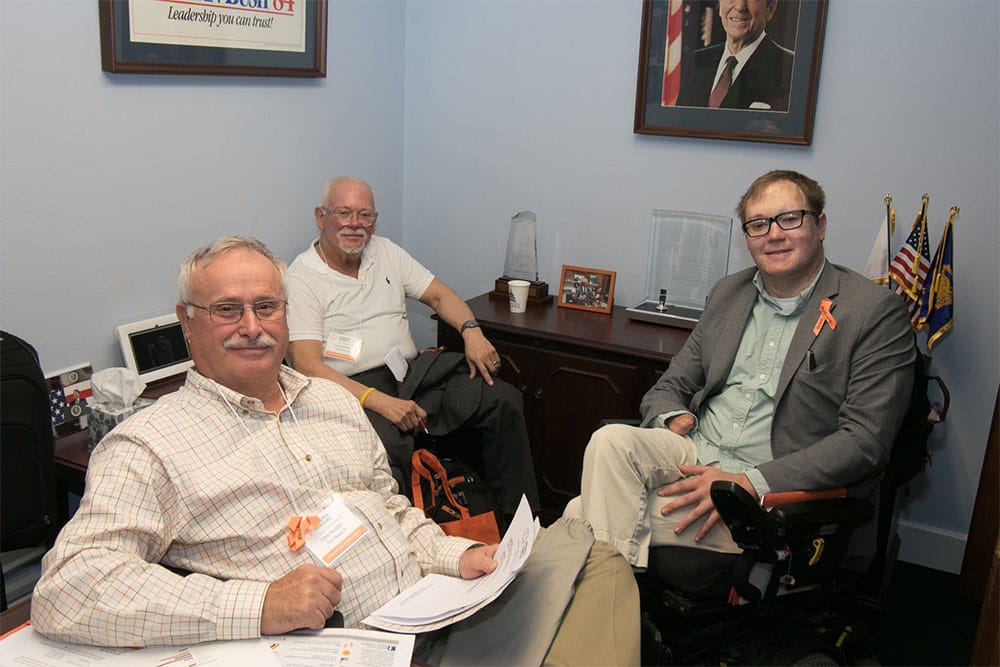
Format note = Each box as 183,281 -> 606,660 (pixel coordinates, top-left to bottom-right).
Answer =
874,560 -> 982,666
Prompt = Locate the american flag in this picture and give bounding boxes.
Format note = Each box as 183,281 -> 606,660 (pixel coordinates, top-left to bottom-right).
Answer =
889,197 -> 931,326
660,0 -> 684,106
49,387 -> 67,425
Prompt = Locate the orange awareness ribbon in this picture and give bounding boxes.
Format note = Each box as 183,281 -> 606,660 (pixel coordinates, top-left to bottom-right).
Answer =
287,515 -> 321,552
812,298 -> 837,336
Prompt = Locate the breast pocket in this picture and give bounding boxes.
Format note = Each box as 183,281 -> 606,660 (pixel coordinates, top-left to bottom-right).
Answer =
795,358 -> 847,416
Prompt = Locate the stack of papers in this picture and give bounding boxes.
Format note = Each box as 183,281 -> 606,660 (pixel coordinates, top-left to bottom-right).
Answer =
362,495 -> 539,633
0,627 -> 413,667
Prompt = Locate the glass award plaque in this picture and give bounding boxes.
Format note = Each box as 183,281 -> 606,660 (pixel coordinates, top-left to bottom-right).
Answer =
491,210 -> 552,305
627,210 -> 733,328
503,210 -> 538,282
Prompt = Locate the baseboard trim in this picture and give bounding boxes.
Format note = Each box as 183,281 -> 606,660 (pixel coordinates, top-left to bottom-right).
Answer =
897,519 -> 968,574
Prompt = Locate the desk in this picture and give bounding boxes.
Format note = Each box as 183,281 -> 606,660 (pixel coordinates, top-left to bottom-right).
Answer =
52,375 -> 186,526
438,294 -> 691,523
1,598 -> 30,635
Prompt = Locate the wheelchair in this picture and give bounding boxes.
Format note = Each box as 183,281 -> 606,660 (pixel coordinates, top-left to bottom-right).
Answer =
637,482 -> 878,666
624,354 -> 949,665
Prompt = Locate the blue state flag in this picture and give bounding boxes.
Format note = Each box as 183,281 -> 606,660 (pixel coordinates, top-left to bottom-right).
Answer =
917,208 -> 955,350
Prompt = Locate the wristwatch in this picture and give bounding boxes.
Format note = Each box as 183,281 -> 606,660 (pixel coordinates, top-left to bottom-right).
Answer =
460,319 -> 481,333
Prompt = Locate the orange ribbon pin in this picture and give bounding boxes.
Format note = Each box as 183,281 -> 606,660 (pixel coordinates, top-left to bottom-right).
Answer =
287,515 -> 321,552
812,298 -> 837,336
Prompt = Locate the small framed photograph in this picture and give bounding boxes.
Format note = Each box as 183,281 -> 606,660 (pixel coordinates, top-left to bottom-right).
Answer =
558,265 -> 617,314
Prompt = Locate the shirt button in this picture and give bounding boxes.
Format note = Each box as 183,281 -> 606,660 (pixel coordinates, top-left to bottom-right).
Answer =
305,454 -> 312,462
759,374 -> 767,380
768,340 -> 776,347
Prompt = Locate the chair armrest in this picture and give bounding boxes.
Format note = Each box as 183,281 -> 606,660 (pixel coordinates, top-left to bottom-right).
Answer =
761,488 -> 846,509
711,481 -> 873,550
770,497 -> 873,531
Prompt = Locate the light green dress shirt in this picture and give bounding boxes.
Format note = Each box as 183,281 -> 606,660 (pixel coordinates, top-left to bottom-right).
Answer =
655,266 -> 823,496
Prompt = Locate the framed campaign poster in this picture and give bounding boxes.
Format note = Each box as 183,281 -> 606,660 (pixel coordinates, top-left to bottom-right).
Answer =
98,0 -> 327,77
634,0 -> 827,145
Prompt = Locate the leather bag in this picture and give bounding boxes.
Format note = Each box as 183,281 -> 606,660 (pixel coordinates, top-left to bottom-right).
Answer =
410,449 -> 501,544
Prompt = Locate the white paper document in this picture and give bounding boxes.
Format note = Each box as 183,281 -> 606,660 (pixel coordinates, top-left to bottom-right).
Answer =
0,625 -> 131,666
362,494 -> 539,633
0,626 -> 412,667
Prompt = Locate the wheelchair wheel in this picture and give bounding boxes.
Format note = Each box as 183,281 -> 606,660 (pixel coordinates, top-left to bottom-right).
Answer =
767,639 -> 843,666
790,653 -> 841,666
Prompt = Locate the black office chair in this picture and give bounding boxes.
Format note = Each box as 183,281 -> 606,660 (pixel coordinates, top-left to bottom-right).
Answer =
1,332 -> 59,610
624,353 -> 947,665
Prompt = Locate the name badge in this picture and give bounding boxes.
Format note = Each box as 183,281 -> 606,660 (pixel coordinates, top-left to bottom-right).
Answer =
305,497 -> 370,566
324,333 -> 363,362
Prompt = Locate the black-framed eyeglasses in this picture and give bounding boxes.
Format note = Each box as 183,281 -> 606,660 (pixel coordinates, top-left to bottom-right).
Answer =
741,209 -> 818,237
187,300 -> 287,324
319,207 -> 378,227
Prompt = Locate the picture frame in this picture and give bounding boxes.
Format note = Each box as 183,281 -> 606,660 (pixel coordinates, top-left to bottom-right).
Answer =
116,313 -> 193,384
634,0 -> 827,145
98,0 -> 327,77
558,265 -> 617,315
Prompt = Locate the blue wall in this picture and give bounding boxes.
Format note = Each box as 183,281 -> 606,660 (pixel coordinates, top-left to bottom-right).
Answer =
2,0 -> 998,573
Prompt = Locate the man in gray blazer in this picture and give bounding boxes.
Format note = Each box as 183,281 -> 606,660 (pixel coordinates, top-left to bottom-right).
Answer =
564,170 -> 916,571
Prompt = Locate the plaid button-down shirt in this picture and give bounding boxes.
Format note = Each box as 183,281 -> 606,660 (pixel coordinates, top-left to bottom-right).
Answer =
33,366 -> 474,647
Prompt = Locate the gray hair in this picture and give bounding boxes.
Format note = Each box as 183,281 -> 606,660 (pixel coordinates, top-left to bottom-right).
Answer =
320,176 -> 375,207
177,236 -> 287,313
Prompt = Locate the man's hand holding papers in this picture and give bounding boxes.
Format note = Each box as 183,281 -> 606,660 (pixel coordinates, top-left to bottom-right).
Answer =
362,495 -> 539,633
458,543 -> 499,579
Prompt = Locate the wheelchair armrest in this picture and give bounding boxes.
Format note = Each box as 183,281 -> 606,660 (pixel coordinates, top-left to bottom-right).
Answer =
711,481 -> 780,549
711,481 -> 874,551
761,488 -> 847,509
770,497 -> 873,531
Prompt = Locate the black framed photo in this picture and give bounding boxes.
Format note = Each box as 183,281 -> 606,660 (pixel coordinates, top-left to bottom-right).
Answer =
98,0 -> 327,77
634,0 -> 827,145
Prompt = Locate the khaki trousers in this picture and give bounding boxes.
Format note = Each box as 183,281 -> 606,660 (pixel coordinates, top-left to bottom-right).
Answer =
427,518 -> 640,666
563,423 -> 740,569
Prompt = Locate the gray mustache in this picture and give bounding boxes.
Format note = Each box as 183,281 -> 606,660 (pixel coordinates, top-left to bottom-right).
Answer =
222,333 -> 278,350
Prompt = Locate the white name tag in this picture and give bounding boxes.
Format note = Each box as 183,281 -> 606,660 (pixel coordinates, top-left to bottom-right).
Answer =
305,498 -> 369,566
324,333 -> 363,363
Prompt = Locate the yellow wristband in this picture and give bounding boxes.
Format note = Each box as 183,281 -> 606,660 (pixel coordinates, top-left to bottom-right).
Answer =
359,387 -> 376,408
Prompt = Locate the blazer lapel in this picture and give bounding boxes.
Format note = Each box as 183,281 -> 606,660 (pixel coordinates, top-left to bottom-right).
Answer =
775,266 -> 842,404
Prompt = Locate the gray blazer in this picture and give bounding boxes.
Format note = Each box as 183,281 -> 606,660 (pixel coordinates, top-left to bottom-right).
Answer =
640,262 -> 916,561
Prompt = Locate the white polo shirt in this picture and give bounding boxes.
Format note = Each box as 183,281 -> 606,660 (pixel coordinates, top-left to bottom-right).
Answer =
286,235 -> 435,375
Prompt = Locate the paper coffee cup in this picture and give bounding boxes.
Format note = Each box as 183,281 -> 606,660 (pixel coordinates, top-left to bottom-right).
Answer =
508,280 -> 530,313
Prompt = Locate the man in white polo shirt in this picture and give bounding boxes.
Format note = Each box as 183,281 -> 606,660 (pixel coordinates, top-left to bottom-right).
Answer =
285,176 -> 539,524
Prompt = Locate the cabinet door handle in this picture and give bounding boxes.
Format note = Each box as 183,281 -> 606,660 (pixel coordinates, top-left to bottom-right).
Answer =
533,387 -> 544,400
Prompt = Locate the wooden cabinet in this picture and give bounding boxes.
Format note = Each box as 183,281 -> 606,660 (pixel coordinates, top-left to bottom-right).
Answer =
438,294 -> 691,524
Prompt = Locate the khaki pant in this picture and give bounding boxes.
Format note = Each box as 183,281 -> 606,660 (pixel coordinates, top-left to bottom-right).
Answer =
563,423 -> 740,569
426,519 -> 641,666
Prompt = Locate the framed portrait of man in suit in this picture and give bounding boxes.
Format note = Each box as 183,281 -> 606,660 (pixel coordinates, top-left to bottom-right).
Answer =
634,0 -> 827,145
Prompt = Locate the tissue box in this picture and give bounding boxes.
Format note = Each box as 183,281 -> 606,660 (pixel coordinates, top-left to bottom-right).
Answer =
87,398 -> 156,451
